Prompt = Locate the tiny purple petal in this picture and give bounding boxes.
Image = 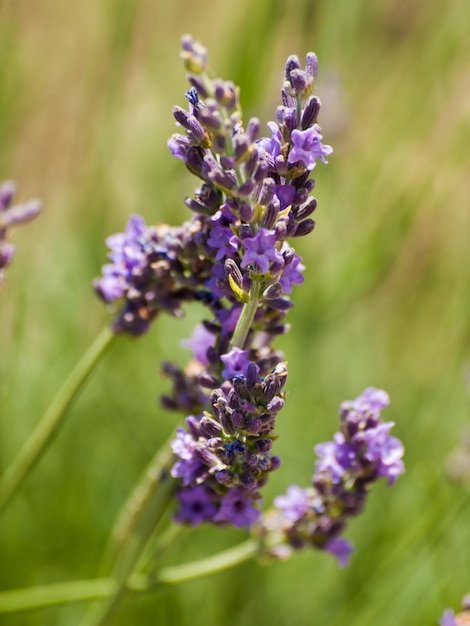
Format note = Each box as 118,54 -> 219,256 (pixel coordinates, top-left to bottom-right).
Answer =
315,433 -> 356,483
182,324 -> 216,366
325,537 -> 354,568
241,228 -> 283,274
439,610 -> 457,626
174,485 -> 218,526
274,185 -> 296,211
220,347 -> 251,380
274,485 -> 309,522
279,253 -> 305,294
288,125 -> 333,170
257,121 -> 282,159
213,488 -> 260,528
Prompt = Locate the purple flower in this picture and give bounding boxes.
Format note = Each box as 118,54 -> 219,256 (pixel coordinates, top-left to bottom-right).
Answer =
171,426 -> 197,460
174,485 -> 218,526
207,224 -> 239,260
241,228 -> 283,274
0,180 -> 42,284
182,324 -> 216,366
363,427 -> 405,486
95,214 -> 147,303
288,125 -> 333,170
220,347 -> 251,379
439,610 -> 457,626
315,433 -> 356,483
257,121 -> 282,161
325,537 -> 354,568
213,488 -> 260,528
274,185 -> 296,211
343,387 -> 390,415
279,252 -> 305,294
274,485 -> 309,522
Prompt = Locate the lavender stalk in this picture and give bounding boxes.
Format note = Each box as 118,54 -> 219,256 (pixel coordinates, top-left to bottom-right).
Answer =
0,326 -> 114,513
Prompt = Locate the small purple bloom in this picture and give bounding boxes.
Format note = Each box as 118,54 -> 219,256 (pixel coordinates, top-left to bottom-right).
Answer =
325,537 -> 354,568
279,253 -> 305,294
174,485 -> 218,526
95,214 -> 148,303
288,125 -> 333,170
207,224 -> 239,260
220,347 -> 251,380
274,485 -> 309,522
217,304 -> 242,336
257,121 -> 282,159
315,433 -> 356,483
171,426 -> 197,460
344,387 -> 390,414
168,134 -> 191,161
274,185 -> 296,211
182,324 -> 216,366
171,457 -> 205,486
241,228 -> 283,274
213,488 -> 260,528
439,610 -> 457,626
361,422 -> 405,486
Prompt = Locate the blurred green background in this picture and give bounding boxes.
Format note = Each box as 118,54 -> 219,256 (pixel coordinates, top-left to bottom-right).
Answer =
1,0 -> 470,624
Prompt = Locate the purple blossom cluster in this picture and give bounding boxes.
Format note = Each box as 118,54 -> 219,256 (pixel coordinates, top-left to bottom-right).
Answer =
0,181 -> 42,286
94,36 -> 404,541
258,388 -> 405,566
163,36 -> 333,526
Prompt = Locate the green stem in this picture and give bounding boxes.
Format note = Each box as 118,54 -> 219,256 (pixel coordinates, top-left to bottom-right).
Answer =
80,446 -> 176,626
154,538 -> 261,585
0,539 -> 263,615
229,280 -> 261,350
0,579 -> 116,615
0,326 -> 115,514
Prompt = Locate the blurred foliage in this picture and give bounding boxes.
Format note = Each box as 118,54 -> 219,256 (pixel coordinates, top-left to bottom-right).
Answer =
1,0 -> 470,624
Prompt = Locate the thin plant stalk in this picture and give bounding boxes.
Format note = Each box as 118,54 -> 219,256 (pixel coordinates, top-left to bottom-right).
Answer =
0,539 -> 262,615
80,446 -> 176,626
0,325 -> 115,514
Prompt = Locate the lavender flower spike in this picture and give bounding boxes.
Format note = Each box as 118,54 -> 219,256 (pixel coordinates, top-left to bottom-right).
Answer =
258,388 -> 404,566
0,180 -> 42,286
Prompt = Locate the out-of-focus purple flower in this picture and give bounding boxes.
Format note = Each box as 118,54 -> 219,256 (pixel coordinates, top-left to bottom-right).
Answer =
361,422 -> 405,486
325,537 -> 354,568
95,214 -> 148,303
439,610 -> 457,626
0,180 -> 42,285
213,488 -> 260,528
174,485 -> 218,526
315,433 -> 356,483
274,485 -> 309,522
241,228 -> 283,274
288,125 -> 333,170
220,347 -> 251,379
342,387 -> 390,415
182,324 -> 216,366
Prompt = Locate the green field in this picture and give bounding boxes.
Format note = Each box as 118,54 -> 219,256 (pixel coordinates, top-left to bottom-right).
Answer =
1,1 -> 469,624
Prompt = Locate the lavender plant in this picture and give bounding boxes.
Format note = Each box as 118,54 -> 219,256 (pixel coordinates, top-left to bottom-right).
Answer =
0,180 -> 42,286
94,34 -> 404,567
0,35 -> 405,622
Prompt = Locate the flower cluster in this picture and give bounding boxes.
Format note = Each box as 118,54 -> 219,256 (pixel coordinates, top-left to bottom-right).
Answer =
258,388 -> 405,566
0,180 -> 42,286
95,36 -> 404,545
439,595 -> 470,626
165,36 -> 334,527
